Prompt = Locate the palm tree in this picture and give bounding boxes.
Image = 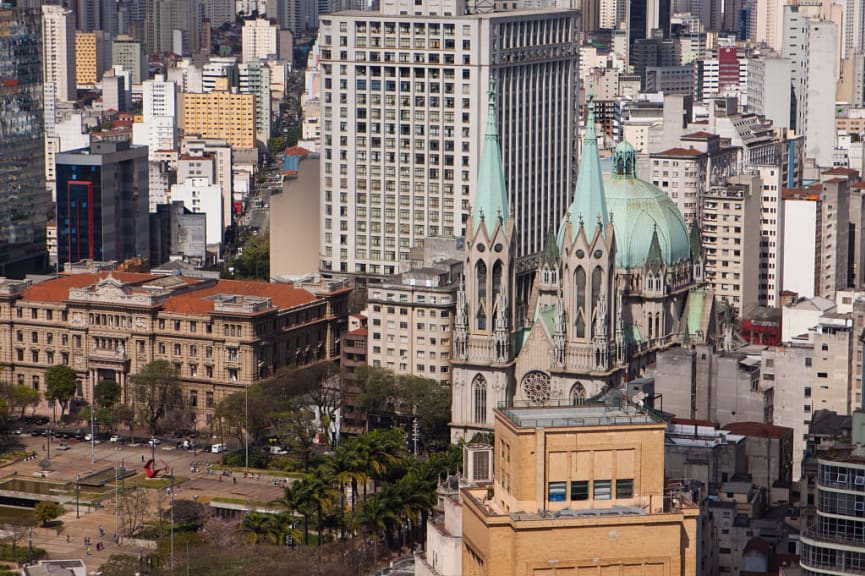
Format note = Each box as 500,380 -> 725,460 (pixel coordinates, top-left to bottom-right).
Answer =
273,478 -> 314,545
329,442 -> 366,516
240,511 -> 274,545
354,492 -> 396,569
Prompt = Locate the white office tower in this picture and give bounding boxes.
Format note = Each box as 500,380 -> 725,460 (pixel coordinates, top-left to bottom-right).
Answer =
238,60 -> 272,145
42,5 -> 76,103
242,18 -> 279,63
134,75 -> 178,210
756,165 -> 785,308
202,57 -> 238,92
783,5 -> 839,168
319,6 -> 580,276
841,0 -> 865,60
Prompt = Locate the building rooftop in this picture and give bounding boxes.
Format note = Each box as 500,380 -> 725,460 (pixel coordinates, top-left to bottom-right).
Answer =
161,279 -> 318,314
498,403 -> 662,429
724,422 -> 792,439
653,147 -> 705,157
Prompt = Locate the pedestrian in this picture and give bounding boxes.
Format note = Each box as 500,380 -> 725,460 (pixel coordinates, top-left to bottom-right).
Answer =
219,475 -> 222,482
233,477 -> 236,485
98,526 -> 103,538
141,455 -> 145,464
66,534 -> 70,543
86,546 -> 91,556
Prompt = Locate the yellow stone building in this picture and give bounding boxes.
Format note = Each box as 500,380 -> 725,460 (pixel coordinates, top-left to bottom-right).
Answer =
75,32 -> 100,85
182,80 -> 256,150
461,403 -> 699,576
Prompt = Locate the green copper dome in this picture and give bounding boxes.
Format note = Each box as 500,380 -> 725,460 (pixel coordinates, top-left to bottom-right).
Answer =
604,146 -> 691,269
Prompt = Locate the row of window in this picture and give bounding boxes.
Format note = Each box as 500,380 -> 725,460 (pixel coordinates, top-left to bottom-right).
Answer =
548,479 -> 634,502
15,307 -> 65,321
15,349 -> 67,365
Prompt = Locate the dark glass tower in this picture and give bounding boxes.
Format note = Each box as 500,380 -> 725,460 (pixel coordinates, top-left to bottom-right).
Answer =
0,8 -> 48,277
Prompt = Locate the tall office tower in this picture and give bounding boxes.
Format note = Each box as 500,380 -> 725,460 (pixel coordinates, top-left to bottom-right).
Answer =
318,8 -> 580,278
77,0 -> 119,35
237,60 -> 271,145
599,0 -> 619,29
747,0 -> 783,52
55,141 -> 150,269
145,0 -> 201,56
112,36 -> 147,84
41,5 -> 76,103
275,0 -> 303,34
0,8 -> 48,278
133,75 -> 178,170
577,0 -> 599,31
75,31 -> 108,85
646,0 -> 670,37
205,0 -> 237,27
755,164 -> 785,308
841,0 -> 865,59
783,6 -> 839,167
241,17 -> 278,62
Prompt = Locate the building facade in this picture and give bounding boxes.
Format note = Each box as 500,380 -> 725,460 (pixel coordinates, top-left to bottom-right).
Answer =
318,7 -> 581,276
242,18 -> 278,63
0,270 -> 351,428
0,8 -> 48,278
182,86 -> 256,149
41,5 -> 76,103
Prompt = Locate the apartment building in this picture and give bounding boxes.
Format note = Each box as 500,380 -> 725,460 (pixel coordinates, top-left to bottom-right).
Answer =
111,36 -> 147,85
649,147 -> 707,226
0,269 -> 351,426
182,81 -> 256,149
460,403 -> 699,576
318,7 -> 580,276
41,5 -> 76,103
701,174 -> 761,317
242,18 -> 278,63
74,32 -> 106,86
756,165 -> 785,307
366,263 -> 458,383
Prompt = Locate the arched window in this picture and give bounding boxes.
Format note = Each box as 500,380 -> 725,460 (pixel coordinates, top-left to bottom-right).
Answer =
575,266 -> 586,337
647,313 -> 653,339
476,261 -> 487,330
492,260 -> 503,303
570,382 -> 586,405
473,375 -> 487,424
591,266 -> 603,335
655,314 -> 661,339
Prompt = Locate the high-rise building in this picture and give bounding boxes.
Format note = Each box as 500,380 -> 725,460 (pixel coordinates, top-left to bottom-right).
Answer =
55,141 -> 150,269
77,0 -> 119,35
41,5 -> 76,103
701,174 -> 761,317
205,0 -> 237,28
182,82 -> 256,149
318,8 -> 580,277
145,0 -> 201,56
275,0 -> 304,34
0,8 -> 48,278
133,75 -> 178,180
460,402 -> 699,576
241,17 -> 278,62
755,164 -> 785,308
112,36 -> 147,84
75,31 -> 108,86
237,60 -> 271,145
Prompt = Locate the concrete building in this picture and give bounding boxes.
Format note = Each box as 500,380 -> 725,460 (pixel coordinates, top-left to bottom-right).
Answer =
242,18 -> 278,63
0,270 -> 350,426
366,262 -> 458,383
237,60 -> 271,145
205,0 -> 237,27
74,31 -> 108,86
149,201 -> 207,266
111,36 -> 147,85
782,187 -> 821,299
0,7 -> 48,278
318,8 -> 581,276
145,0 -> 202,56
132,75 -> 178,165
756,164 -> 785,308
170,177 -> 224,249
339,314 -> 368,435
181,81 -> 256,149
701,174 -> 761,317
270,148 -> 320,277
460,403 -> 699,576
55,141 -> 150,270
41,5 -> 76,103
650,146 -> 707,225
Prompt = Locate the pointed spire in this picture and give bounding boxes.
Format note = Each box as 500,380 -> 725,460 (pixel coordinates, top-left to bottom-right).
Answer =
560,94 -> 608,246
541,228 -> 560,265
689,222 -> 703,259
645,224 -> 664,272
471,78 -> 509,237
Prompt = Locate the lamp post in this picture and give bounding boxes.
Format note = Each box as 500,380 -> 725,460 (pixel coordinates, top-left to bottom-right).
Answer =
90,375 -> 96,464
169,470 -> 175,569
75,474 -> 80,519
245,383 -> 249,472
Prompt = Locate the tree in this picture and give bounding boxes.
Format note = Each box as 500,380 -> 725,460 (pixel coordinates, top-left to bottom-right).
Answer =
94,379 -> 121,408
45,365 -> 77,421
11,385 -> 40,419
353,493 -> 395,567
132,361 -> 181,436
34,502 -> 64,527
241,511 -> 274,545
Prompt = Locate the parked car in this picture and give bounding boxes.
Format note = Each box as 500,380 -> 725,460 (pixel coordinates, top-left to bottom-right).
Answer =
56,442 -> 70,451
148,438 -> 161,447
84,433 -> 93,441
211,443 -> 227,454
110,435 -> 124,443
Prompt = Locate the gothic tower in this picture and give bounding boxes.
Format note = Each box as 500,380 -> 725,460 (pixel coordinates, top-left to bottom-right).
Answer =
451,80 -> 517,441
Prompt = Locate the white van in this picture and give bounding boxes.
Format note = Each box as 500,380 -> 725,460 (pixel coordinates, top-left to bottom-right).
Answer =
211,443 -> 227,454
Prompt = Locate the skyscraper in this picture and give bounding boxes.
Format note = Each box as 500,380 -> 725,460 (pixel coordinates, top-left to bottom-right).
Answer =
145,0 -> 201,56
318,7 -> 580,278
0,8 -> 48,277
241,17 -> 278,62
41,5 -> 76,103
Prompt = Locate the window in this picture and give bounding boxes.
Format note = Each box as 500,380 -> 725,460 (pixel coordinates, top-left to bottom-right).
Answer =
190,364 -> 198,377
174,344 -> 181,356
190,390 -> 198,407
206,366 -> 213,378
570,481 -> 589,501
472,375 -> 487,424
174,320 -> 181,331
159,319 -> 165,330
616,479 -> 634,498
31,350 -> 38,363
190,321 -> 197,333
594,480 -> 612,500
228,368 -> 238,381
206,391 -> 214,408
548,482 -> 566,502
158,343 -> 166,354
206,346 -> 213,358
227,348 -> 239,362
32,376 -> 39,390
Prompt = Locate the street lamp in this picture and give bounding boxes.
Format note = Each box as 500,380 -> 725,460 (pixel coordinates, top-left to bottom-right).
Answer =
75,474 -> 80,519
90,376 -> 96,464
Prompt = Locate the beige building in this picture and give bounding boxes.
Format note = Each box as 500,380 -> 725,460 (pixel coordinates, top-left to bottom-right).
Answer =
650,147 -> 708,226
702,174 -> 761,317
181,81 -> 256,150
269,148 -> 320,278
74,32 -> 104,86
0,267 -> 350,428
460,403 -> 699,576
367,263 -> 458,384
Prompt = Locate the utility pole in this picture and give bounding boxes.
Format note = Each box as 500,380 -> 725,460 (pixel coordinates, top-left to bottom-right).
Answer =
169,470 -> 175,569
75,474 -> 80,519
245,383 -> 249,471
90,375 -> 96,464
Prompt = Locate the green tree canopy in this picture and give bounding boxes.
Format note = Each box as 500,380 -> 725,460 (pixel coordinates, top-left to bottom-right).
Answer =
34,502 -> 64,527
94,379 -> 121,408
132,360 -> 181,436
45,365 -> 77,420
10,385 -> 40,419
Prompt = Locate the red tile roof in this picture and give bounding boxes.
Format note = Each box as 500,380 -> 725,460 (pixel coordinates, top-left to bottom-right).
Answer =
823,167 -> 859,176
160,279 -> 318,315
20,272 -> 161,303
823,177 -> 848,184
348,327 -> 368,336
724,421 -> 791,439
683,131 -> 716,139
284,146 -> 313,157
654,147 -> 704,157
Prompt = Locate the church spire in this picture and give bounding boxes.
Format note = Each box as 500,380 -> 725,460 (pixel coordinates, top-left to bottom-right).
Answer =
471,78 -> 509,237
561,95 -> 608,244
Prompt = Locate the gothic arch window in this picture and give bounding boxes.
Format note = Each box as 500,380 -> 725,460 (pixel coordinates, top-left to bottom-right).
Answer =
655,314 -> 661,339
476,261 -> 487,330
473,374 -> 487,424
522,371 -> 551,405
542,265 -> 550,284
492,260 -> 503,303
575,266 -> 586,338
647,313 -> 653,340
591,266 -> 603,336
570,382 -> 586,405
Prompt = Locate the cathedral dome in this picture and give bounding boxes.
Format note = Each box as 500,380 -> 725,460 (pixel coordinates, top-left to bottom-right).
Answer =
603,141 -> 691,269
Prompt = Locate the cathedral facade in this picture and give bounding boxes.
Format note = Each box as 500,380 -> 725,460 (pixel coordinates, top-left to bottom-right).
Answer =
451,89 -> 717,440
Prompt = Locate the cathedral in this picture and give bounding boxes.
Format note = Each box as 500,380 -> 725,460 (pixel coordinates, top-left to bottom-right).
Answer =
450,84 -> 719,440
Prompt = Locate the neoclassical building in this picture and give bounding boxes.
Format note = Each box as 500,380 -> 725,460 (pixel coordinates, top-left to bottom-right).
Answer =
451,93 -> 718,440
